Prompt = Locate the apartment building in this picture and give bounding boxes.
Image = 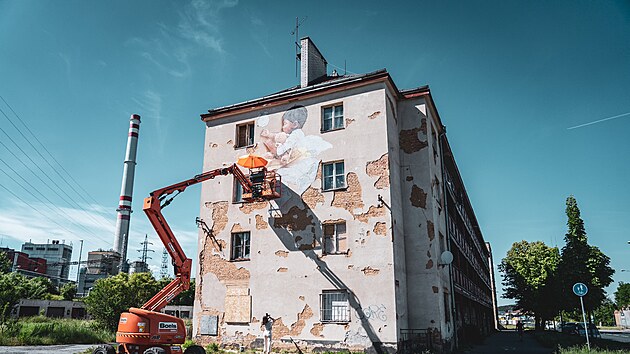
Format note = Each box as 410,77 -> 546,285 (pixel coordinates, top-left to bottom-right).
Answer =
192,38 -> 494,353
21,240 -> 72,285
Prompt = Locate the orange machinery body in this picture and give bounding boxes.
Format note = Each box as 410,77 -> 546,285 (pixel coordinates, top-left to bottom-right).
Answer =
110,163 -> 280,354
117,308 -> 185,353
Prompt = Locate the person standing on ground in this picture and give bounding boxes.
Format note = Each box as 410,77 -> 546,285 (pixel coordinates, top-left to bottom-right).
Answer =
262,313 -> 274,354
516,320 -> 524,341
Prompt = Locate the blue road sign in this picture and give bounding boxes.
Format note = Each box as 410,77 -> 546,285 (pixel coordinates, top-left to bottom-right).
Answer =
573,283 -> 588,297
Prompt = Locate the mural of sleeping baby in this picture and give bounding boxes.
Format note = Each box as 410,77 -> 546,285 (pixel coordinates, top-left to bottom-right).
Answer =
258,105 -> 332,196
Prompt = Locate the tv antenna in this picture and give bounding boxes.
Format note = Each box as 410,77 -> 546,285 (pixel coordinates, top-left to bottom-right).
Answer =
290,16 -> 307,77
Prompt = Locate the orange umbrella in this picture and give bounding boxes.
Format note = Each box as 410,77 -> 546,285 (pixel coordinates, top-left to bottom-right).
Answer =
237,154 -> 268,169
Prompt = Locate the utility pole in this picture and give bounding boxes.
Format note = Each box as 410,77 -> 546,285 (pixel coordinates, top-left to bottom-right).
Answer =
75,240 -> 83,283
160,248 -> 169,279
138,234 -> 154,264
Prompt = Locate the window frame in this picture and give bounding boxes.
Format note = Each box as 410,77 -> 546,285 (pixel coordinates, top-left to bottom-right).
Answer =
321,103 -> 344,132
233,178 -> 244,203
322,160 -> 346,191
322,222 -> 347,255
235,121 -> 255,148
230,231 -> 251,261
319,289 -> 350,323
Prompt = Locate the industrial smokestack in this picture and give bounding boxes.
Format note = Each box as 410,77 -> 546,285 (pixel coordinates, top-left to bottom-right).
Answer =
113,114 -> 141,272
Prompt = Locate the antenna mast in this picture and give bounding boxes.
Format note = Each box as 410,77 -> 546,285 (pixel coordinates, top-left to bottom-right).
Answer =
290,16 -> 307,78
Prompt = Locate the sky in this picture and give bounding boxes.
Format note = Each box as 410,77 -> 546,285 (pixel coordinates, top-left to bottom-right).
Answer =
0,0 -> 629,306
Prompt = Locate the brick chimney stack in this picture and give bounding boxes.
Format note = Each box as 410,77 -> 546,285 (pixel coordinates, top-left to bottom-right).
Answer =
300,37 -> 328,88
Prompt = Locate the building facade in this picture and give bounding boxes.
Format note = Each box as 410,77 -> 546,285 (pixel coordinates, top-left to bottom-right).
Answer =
21,240 -> 72,285
192,38 -> 493,352
77,250 -> 121,296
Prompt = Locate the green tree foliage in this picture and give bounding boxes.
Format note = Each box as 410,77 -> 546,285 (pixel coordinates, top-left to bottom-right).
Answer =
84,272 -> 163,331
557,196 -> 614,315
499,240 -> 560,329
0,273 -> 52,322
60,283 -> 77,301
614,282 -> 630,309
0,252 -> 12,274
593,298 -> 616,327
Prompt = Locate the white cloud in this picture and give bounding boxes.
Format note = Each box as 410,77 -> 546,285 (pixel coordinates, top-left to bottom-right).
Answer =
0,197 -> 200,280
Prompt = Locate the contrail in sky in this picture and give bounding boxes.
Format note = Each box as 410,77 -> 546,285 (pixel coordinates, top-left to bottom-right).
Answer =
567,111 -> 630,130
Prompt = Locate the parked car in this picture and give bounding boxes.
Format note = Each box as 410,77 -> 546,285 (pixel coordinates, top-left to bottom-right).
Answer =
559,322 -> 578,334
576,323 -> 601,338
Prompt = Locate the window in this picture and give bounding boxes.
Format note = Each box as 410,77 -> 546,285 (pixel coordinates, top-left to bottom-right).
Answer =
322,161 -> 345,191
444,292 -> 451,322
322,104 -> 344,131
235,122 -> 255,148
320,290 -> 350,322
231,232 -> 250,260
233,178 -> 244,203
323,222 -> 347,255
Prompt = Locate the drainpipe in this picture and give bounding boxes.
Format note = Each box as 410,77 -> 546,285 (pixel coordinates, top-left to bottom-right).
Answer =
439,127 -> 458,350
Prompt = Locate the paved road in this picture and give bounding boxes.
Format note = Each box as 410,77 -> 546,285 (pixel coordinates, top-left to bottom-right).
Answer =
463,330 -> 552,354
600,330 -> 630,343
0,344 -> 95,354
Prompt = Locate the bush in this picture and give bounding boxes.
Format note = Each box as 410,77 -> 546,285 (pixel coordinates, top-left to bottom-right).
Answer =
0,317 -> 113,345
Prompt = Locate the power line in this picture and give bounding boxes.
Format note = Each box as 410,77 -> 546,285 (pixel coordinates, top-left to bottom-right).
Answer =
0,157 -> 112,245
0,97 -> 117,230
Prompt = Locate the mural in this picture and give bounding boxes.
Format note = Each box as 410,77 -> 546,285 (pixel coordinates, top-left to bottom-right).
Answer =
257,105 -> 332,197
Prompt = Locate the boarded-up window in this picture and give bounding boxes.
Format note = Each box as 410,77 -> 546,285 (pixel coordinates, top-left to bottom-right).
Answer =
323,222 -> 347,255
236,122 -> 255,148
224,285 -> 251,324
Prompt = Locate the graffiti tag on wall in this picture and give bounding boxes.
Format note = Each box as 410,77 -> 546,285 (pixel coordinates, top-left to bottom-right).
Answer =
358,304 -> 387,322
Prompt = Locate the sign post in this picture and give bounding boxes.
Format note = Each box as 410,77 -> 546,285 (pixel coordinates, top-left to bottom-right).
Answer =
573,282 -> 590,350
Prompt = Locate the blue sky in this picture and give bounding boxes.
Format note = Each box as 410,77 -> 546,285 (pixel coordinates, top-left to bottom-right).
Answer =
0,0 -> 629,306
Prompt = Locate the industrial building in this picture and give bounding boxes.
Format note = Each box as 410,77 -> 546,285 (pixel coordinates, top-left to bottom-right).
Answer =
192,38 -> 495,352
77,249 -> 121,296
20,240 -> 72,286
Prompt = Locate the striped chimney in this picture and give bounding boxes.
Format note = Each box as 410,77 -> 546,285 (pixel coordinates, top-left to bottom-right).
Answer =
113,114 -> 141,271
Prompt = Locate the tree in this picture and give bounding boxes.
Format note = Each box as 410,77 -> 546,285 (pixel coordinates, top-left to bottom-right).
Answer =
0,252 -> 12,274
614,282 -> 630,309
557,196 -> 614,316
84,272 -> 162,331
60,283 -> 77,301
593,298 -> 616,327
0,273 -> 52,322
499,240 -> 560,330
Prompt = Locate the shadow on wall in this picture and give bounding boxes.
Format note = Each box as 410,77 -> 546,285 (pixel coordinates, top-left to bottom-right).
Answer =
269,184 -> 386,354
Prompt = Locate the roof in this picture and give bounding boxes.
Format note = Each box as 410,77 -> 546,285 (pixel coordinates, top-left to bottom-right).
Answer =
200,69 -> 432,122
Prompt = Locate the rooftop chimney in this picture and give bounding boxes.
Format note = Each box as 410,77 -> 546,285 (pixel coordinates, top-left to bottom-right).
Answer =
300,37 -> 328,88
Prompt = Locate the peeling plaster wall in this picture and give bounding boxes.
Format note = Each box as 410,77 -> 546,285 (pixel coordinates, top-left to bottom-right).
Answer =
385,92 -> 409,334
397,97 -> 453,343
195,83 -> 400,351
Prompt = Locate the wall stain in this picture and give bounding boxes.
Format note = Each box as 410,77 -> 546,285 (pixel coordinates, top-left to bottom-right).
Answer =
399,127 -> 428,154
255,214 -> 269,230
239,201 -> 268,214
277,267 -> 288,272
366,153 -> 390,189
273,206 -> 313,231
290,304 -> 314,336
346,117 -> 356,126
332,172 -> 364,213
410,185 -> 427,209
373,222 -> 387,236
362,266 -> 380,276
302,186 -> 325,209
310,323 -> 324,337
432,286 -> 439,293
427,220 -> 435,241
275,250 -> 289,258
354,205 -> 386,223
368,111 -> 381,120
205,201 -> 229,235
203,254 -> 250,282
426,259 -> 434,269
231,223 -> 244,233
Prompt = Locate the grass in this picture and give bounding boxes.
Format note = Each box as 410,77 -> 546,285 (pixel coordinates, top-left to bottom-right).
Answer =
533,330 -> 630,353
0,316 -> 114,346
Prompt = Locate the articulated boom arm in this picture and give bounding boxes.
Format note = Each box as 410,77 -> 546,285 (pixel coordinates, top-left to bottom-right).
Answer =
141,164 -> 250,312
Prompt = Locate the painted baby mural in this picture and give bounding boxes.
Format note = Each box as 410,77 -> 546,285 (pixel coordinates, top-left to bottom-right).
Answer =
258,105 -> 332,197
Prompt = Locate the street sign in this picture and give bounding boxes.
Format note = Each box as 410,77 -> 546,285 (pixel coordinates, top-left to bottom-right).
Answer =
573,282 -> 588,297
573,282 -> 590,350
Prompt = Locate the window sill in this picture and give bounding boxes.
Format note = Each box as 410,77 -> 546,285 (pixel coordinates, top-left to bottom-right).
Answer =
320,127 -> 345,134
320,320 -> 350,324
322,186 -> 347,193
229,258 -> 250,262
234,144 -> 255,150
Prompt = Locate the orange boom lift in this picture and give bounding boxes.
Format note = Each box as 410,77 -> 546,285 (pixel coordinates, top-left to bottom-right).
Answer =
94,156 -> 280,354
